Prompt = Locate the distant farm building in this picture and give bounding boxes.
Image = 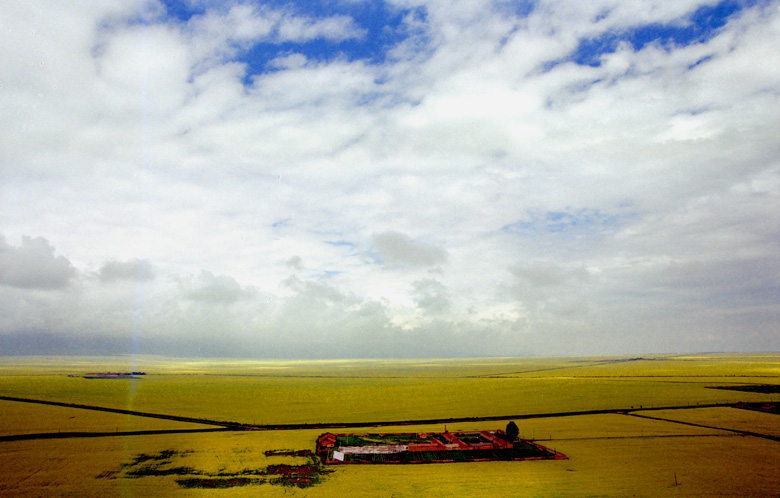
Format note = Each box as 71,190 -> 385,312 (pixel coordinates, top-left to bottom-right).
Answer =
81,372 -> 146,379
316,430 -> 566,464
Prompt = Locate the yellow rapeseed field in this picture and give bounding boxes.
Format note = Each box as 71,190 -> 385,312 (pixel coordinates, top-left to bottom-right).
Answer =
0,400 -> 222,437
0,354 -> 773,424
0,353 -> 778,497
637,406 -> 780,438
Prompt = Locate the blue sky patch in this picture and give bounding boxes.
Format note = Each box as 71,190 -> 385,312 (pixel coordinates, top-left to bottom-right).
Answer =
159,0 -> 203,22
159,1 -> 428,82
503,208 -> 628,237
240,4 -> 426,79
563,0 -> 747,68
496,0 -> 536,19
272,218 -> 291,229
688,54 -> 714,70
325,240 -> 355,248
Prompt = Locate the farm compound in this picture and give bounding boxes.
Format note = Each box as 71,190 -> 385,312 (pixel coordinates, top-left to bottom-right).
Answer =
316,430 -> 566,464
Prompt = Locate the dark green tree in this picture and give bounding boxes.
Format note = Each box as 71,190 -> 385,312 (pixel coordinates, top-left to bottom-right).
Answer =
505,421 -> 519,441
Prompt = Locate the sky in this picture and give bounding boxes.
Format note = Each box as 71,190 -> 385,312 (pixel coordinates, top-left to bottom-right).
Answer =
1,0 -> 779,358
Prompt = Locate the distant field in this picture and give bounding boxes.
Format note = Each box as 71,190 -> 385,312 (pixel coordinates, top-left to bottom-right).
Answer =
0,353 -> 778,497
638,406 -> 780,438
0,354 -> 775,425
0,400 -> 223,437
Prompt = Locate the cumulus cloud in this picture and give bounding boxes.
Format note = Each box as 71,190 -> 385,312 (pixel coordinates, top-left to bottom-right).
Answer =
371,231 -> 448,268
1,0 -> 778,357
276,14 -> 365,42
411,278 -> 451,314
186,3 -> 365,67
0,236 -> 76,290
285,256 -> 304,270
98,259 -> 155,283
511,261 -> 590,288
179,271 -> 254,304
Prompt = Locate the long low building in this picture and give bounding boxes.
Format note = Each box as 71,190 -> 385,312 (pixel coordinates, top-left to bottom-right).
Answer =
316,430 -> 566,464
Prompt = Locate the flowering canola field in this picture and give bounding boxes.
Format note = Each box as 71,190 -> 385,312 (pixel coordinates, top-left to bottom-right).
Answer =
0,353 -> 778,497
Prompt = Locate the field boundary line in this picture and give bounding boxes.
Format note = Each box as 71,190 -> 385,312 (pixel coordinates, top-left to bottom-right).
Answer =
548,433 -> 739,441
6,395 -> 775,433
0,427 -> 233,443
623,412 -> 780,442
0,395 -> 251,429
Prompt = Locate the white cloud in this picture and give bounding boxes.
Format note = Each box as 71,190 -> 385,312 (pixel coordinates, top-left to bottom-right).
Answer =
179,270 -> 255,304
411,278 -> 451,314
1,0 -> 779,356
185,3 -> 364,69
0,236 -> 76,290
285,255 -> 304,270
371,231 -> 448,268
98,259 -> 155,283
511,261 -> 590,288
276,14 -> 365,42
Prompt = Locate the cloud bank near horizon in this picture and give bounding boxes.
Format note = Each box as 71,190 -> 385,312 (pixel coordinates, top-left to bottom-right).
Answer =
1,0 -> 779,357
